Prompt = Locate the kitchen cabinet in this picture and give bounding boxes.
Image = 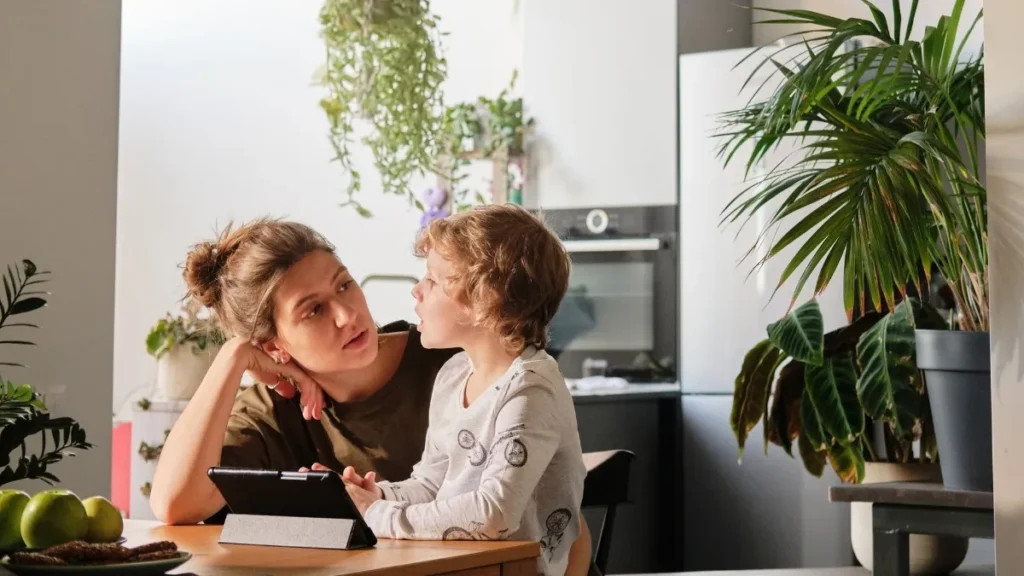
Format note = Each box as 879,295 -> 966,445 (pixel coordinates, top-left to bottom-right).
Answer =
573,388 -> 683,573
521,0 -> 678,209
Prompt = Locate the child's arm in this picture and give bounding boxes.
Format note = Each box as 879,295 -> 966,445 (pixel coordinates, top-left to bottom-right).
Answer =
375,435 -> 449,505
363,378 -> 563,540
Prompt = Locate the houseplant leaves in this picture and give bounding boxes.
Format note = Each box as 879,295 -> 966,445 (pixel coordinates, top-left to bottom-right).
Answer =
767,299 -> 824,365
0,259 -> 92,487
318,0 -> 448,215
804,350 -> 864,444
730,339 -> 784,459
856,299 -> 921,442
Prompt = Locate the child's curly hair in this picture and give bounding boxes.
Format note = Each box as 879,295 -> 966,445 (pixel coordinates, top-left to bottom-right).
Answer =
414,204 -> 571,353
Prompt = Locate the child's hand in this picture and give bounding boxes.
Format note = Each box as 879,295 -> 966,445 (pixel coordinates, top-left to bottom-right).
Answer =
342,466 -> 383,498
299,462 -> 335,473
345,482 -> 381,516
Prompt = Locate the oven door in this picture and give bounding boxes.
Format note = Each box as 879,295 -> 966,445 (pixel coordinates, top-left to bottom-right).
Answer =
549,236 -> 675,382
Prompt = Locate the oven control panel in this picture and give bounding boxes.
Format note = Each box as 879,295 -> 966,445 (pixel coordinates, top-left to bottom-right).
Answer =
538,205 -> 674,239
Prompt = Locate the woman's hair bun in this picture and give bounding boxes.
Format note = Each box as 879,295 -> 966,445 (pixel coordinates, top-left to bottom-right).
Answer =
183,240 -> 227,308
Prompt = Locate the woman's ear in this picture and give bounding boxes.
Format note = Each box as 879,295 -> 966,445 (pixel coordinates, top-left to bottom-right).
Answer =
260,339 -> 291,365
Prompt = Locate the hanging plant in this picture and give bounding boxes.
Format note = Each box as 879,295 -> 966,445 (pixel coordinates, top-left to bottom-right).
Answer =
317,0 -> 449,217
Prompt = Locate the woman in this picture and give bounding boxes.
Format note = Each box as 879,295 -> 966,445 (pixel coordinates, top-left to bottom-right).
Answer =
149,217 -> 592,572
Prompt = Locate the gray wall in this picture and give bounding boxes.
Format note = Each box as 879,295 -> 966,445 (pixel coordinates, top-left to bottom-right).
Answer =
985,0 -> 1024,572
751,0 -> 983,54
0,0 -> 120,499
683,396 -> 853,570
678,0 -> 752,54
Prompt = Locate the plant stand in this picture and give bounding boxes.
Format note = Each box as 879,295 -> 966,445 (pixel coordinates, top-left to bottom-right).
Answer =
129,398 -> 189,520
830,481 -> 993,576
435,149 -> 527,213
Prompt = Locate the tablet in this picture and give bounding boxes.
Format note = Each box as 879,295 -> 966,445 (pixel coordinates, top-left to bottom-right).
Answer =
207,467 -> 377,548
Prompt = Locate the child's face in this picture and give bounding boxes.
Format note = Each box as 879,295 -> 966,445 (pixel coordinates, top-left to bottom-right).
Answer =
411,250 -> 474,349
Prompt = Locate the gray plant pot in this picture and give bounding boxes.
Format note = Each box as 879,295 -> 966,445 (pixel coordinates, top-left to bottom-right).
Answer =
914,329 -> 992,492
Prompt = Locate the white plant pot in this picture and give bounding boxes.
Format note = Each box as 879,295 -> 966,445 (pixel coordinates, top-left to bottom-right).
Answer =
155,344 -> 220,400
850,462 -> 968,574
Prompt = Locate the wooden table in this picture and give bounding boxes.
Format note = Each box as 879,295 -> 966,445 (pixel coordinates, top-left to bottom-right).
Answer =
828,482 -> 994,576
120,520 -> 539,575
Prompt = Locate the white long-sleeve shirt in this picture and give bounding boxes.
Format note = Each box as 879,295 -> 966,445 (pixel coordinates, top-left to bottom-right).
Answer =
364,347 -> 586,576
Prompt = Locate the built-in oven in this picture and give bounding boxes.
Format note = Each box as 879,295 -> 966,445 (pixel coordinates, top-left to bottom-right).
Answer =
538,205 -> 677,382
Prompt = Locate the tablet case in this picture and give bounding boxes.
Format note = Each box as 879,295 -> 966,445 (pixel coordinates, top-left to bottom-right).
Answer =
208,467 -> 377,550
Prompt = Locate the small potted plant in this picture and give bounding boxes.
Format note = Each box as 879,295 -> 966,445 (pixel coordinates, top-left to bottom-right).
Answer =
438,71 -> 535,211
146,299 -> 225,400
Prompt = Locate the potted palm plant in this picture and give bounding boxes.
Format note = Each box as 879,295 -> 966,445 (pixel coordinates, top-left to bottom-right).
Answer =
0,260 -> 92,487
717,1 -> 984,572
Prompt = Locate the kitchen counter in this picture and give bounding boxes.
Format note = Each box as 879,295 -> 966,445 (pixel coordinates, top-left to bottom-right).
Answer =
571,381 -> 683,572
569,382 -> 680,404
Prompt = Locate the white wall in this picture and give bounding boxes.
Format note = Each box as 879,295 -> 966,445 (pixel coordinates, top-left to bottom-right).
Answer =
752,0 -> 984,56
114,0 -> 523,415
984,0 -> 1024,571
0,0 -> 120,498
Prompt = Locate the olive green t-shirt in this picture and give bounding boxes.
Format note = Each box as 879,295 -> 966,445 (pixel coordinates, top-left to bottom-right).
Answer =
205,321 -> 457,523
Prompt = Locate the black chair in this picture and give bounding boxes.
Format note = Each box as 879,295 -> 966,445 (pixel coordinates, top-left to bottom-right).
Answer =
582,450 -> 635,576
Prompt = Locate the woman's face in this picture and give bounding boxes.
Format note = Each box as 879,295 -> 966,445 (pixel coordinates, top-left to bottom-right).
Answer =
266,250 -> 379,374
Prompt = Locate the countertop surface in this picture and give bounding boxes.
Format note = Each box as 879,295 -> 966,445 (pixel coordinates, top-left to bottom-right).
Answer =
569,381 -> 680,402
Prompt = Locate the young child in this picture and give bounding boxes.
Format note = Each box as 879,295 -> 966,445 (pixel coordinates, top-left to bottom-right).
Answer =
341,204 -> 586,576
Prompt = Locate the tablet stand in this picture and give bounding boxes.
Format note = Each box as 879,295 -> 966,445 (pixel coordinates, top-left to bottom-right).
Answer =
219,513 -> 375,550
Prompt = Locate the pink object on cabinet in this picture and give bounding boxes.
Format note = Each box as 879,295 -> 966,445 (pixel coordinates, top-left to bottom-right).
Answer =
111,421 -> 131,517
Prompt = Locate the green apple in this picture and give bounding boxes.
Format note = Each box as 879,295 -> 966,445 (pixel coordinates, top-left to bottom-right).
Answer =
0,490 -> 31,548
82,496 -> 123,543
20,489 -> 87,549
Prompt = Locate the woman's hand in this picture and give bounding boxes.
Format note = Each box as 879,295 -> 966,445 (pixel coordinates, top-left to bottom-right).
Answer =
229,337 -> 325,420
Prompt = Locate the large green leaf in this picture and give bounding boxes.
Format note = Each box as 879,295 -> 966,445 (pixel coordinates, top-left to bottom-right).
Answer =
731,339 -> 783,459
798,429 -> 826,477
800,387 -> 828,452
765,360 -> 803,455
768,300 -> 824,365
804,350 -> 864,444
823,310 -> 886,354
828,441 -> 866,483
856,299 -> 922,441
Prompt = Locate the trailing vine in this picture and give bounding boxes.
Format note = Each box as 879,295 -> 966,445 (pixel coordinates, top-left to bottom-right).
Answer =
318,0 -> 448,217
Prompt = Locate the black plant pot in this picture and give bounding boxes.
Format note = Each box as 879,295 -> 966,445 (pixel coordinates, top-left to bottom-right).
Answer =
915,329 -> 993,492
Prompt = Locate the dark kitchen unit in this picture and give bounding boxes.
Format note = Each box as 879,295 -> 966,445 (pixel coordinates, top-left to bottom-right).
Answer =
540,205 -> 683,573
573,386 -> 683,574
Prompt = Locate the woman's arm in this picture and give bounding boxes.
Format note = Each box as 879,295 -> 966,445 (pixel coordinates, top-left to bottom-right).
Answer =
149,338 -> 323,525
